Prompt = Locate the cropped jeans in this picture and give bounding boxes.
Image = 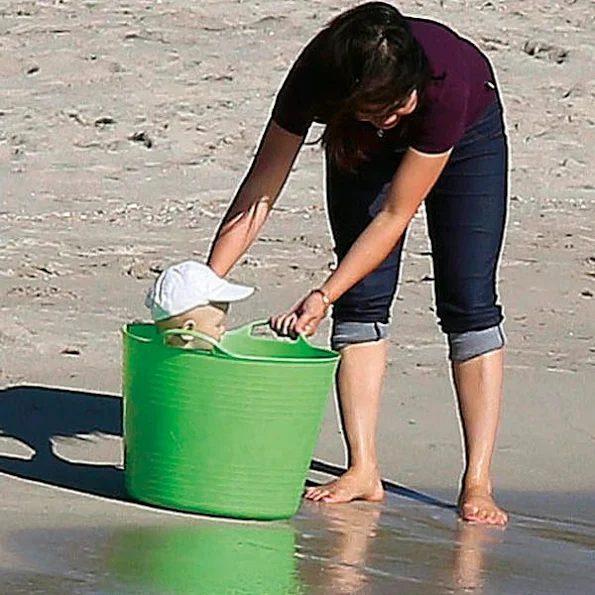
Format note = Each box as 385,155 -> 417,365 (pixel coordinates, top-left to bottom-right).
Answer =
326,99 -> 508,353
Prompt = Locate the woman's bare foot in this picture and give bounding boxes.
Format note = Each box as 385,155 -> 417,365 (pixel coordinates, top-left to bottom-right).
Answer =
304,467 -> 384,503
458,486 -> 508,526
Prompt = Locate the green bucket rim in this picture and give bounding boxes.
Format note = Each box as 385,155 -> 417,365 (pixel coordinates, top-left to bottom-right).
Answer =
122,319 -> 340,365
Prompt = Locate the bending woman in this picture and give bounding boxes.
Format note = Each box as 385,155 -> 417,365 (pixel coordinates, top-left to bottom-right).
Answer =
208,2 -> 509,526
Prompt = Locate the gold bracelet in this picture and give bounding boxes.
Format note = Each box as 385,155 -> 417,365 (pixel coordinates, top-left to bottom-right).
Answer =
311,288 -> 332,309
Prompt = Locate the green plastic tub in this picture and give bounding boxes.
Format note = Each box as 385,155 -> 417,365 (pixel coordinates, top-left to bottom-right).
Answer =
122,320 -> 340,520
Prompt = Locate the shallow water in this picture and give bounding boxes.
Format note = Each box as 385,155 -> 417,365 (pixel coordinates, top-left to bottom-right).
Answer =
2,492 -> 594,595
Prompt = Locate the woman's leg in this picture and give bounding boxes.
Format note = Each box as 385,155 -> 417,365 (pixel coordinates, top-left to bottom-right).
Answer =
453,348 -> 507,524
305,339 -> 387,502
306,154 -> 404,503
426,102 -> 509,524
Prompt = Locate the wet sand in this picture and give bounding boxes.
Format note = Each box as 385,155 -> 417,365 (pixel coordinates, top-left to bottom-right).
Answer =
1,0 -> 594,592
1,490 -> 594,595
0,385 -> 594,593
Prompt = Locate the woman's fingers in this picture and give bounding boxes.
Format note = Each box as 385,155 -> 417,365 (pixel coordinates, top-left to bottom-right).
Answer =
269,314 -> 282,333
270,314 -> 287,335
269,312 -> 299,337
283,313 -> 299,336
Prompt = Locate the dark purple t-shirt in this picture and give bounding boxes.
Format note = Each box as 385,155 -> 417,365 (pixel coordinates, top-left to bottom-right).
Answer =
272,17 -> 497,154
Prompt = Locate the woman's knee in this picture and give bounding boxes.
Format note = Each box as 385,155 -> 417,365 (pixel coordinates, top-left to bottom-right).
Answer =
437,297 -> 503,336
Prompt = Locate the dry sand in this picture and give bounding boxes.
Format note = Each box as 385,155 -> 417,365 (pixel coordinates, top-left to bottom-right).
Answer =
0,0 -> 594,591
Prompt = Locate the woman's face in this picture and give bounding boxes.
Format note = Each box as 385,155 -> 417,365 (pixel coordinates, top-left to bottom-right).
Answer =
356,89 -> 418,130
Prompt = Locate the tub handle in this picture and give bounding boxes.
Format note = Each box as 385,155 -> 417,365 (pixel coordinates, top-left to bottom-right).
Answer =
227,319 -> 310,347
160,328 -> 236,358
163,322 -> 320,361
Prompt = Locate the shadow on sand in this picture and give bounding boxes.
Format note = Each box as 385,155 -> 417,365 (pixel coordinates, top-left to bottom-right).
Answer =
0,384 -> 453,510
0,385 -> 126,501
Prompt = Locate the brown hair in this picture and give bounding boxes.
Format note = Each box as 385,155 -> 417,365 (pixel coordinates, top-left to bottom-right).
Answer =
317,2 -> 431,171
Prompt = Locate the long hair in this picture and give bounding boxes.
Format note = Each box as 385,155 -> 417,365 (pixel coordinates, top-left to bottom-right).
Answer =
318,2 -> 431,171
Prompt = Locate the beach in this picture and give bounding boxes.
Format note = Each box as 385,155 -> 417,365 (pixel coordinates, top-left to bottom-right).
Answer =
1,0 -> 594,592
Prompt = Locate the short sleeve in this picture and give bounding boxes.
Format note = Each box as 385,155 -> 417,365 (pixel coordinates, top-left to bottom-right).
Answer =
409,82 -> 470,154
271,37 -> 322,137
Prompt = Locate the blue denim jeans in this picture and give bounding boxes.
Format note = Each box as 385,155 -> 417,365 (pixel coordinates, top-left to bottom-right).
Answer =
326,99 -> 508,334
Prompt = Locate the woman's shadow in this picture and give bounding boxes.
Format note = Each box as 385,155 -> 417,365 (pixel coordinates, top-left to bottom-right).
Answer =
0,384 -> 127,500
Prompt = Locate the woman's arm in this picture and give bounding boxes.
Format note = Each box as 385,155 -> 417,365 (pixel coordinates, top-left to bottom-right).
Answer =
207,120 -> 304,277
319,148 -> 452,303
272,147 -> 452,336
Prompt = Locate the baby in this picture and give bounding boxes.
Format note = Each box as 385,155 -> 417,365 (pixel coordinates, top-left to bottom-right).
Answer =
145,260 -> 254,350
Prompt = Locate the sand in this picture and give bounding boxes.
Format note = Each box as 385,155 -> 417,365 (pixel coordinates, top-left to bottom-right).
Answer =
0,0 -> 594,592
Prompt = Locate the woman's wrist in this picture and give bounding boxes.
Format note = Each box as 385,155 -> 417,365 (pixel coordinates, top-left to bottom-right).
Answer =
310,287 -> 332,309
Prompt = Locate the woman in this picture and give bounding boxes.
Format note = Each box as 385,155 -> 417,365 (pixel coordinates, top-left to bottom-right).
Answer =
208,2 -> 509,526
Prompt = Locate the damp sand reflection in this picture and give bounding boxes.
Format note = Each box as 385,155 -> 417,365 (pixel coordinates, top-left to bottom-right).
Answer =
1,494 -> 594,594
294,497 -> 594,594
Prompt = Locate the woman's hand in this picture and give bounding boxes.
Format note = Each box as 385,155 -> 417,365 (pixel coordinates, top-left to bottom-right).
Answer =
270,290 -> 330,337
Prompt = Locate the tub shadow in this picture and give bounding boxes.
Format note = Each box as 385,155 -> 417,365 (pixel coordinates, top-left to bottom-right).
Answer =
0,384 -> 453,511
0,384 -> 126,501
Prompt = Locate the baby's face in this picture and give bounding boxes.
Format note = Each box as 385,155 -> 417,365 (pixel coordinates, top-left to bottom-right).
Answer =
185,302 -> 229,341
158,302 -> 229,349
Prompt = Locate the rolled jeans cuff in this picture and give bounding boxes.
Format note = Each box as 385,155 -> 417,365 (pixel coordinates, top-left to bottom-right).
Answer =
331,320 -> 390,352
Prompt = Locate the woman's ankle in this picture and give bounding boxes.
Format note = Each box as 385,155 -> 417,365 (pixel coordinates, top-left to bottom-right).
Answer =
346,460 -> 381,477
461,473 -> 493,495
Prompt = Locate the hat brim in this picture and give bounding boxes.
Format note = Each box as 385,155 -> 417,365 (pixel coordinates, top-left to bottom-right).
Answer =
209,282 -> 255,304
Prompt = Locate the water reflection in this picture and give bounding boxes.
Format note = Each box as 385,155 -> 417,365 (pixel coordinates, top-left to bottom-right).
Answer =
2,496 -> 594,594
107,521 -> 304,595
296,501 -> 507,594
452,522 -> 504,593
298,501 -> 382,594
297,501 -> 385,594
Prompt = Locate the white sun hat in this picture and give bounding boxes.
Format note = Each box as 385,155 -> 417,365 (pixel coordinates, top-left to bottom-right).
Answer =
145,260 -> 255,322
